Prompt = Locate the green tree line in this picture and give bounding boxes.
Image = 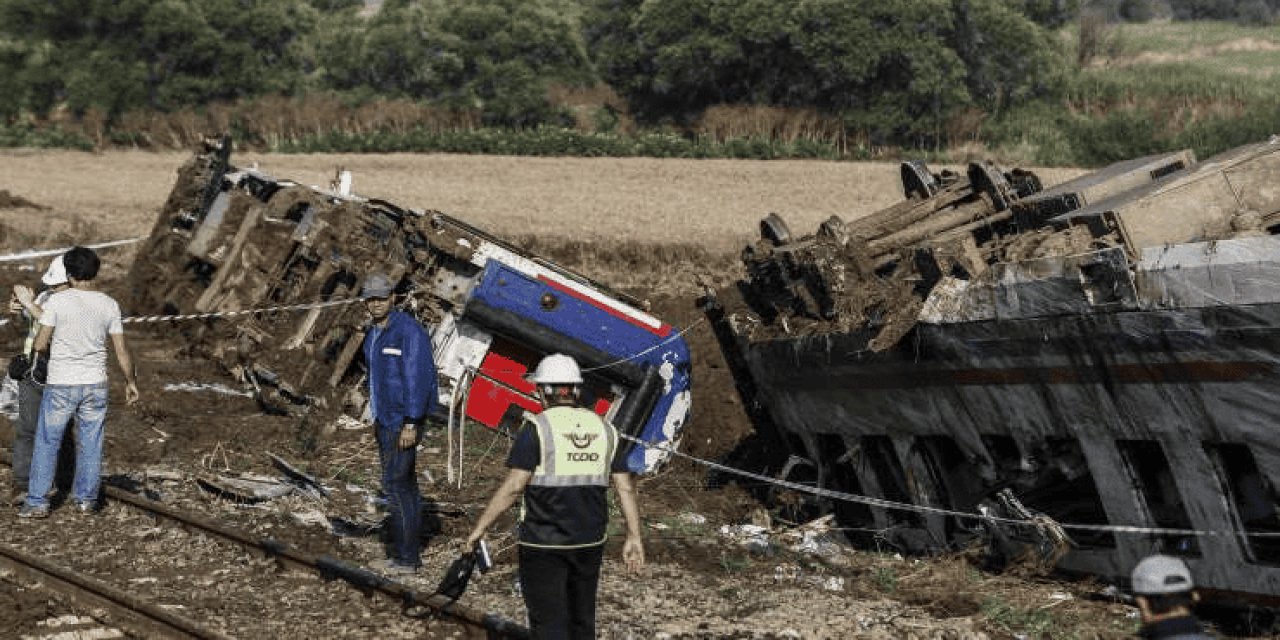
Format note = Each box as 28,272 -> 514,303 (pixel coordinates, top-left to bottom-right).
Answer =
0,0 -> 1276,164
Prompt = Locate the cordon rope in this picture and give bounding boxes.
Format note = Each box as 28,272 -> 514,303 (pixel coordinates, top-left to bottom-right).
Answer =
124,298 -> 360,323
614,431 -> 1280,540
0,237 -> 145,263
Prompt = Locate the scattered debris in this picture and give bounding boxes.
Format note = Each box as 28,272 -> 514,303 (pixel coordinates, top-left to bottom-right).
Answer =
678,512 -> 707,526
196,473 -> 296,503
290,509 -> 330,528
268,452 -> 329,498
162,382 -> 253,398
0,376 -> 17,420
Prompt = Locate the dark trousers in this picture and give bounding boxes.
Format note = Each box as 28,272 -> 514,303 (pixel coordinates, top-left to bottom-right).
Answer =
375,423 -> 422,567
518,544 -> 605,640
11,377 -> 73,494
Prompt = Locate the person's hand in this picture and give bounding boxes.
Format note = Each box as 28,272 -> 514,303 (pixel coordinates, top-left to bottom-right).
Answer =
124,381 -> 140,405
464,531 -> 482,550
622,535 -> 645,573
12,285 -> 33,310
398,424 -> 416,450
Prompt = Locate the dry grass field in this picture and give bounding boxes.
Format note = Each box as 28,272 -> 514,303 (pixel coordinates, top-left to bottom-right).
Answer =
0,149 -> 1087,257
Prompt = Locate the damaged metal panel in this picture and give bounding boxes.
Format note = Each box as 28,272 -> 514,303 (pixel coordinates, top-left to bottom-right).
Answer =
1011,150 -> 1195,230
1137,236 -> 1280,308
127,137 -> 691,473
706,137 -> 1280,602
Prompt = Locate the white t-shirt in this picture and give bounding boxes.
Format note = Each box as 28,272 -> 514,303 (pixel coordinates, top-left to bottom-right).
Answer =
39,289 -> 124,385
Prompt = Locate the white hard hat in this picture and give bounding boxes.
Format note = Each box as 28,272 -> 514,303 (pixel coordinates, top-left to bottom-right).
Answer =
1131,554 -> 1194,595
528,353 -> 583,385
41,255 -> 67,286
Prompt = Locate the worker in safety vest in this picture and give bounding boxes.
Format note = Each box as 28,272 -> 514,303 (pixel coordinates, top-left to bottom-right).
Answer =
466,353 -> 643,639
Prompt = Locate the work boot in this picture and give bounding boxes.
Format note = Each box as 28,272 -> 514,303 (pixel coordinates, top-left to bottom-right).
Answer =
17,504 -> 49,519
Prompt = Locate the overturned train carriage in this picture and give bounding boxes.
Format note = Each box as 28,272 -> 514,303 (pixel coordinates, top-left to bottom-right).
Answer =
706,138 -> 1280,602
127,138 -> 691,473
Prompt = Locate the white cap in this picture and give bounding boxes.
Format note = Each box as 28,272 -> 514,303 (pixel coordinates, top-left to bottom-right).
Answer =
41,256 -> 67,286
1131,554 -> 1194,595
360,272 -> 394,299
528,354 -> 583,384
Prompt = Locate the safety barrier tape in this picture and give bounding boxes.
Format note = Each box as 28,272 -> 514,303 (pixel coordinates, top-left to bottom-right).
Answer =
0,237 -> 146,263
123,298 -> 360,324
580,317 -> 706,373
614,431 -> 1280,539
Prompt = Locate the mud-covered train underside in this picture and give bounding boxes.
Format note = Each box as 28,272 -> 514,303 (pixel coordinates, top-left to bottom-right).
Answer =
708,138 -> 1280,602
125,137 -> 692,473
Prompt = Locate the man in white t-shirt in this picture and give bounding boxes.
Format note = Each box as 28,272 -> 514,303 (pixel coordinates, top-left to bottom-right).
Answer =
19,246 -> 140,518
7,255 -> 75,505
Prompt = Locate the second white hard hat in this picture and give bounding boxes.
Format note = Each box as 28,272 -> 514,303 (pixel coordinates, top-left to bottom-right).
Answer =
528,353 -> 583,384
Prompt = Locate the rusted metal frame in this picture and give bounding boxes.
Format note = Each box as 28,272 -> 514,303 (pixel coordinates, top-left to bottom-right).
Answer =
849,183 -> 973,241
195,204 -> 264,312
0,542 -> 234,640
866,195 -> 997,255
327,326 -> 367,388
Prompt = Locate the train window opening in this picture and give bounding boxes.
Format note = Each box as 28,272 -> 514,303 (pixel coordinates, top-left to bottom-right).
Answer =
1019,438 -> 1115,549
906,437 -> 975,547
1118,440 -> 1200,556
783,432 -> 809,461
981,434 -> 1023,473
1205,442 -> 1280,565
916,436 -> 980,506
859,436 -> 924,528
815,433 -> 874,540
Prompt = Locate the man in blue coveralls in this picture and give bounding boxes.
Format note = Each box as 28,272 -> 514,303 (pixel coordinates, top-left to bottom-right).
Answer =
361,272 -> 437,575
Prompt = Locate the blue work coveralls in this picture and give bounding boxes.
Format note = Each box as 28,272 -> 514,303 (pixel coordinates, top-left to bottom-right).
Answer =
363,310 -> 438,567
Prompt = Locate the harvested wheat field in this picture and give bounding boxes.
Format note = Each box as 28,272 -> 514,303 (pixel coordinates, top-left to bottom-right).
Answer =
0,148 -> 1215,639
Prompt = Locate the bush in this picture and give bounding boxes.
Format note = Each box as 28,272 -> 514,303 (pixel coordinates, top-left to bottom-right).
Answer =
270,125 -> 850,160
0,122 -> 94,150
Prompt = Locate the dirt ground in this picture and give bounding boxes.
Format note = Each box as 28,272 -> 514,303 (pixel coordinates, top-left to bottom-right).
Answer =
0,149 -> 1246,638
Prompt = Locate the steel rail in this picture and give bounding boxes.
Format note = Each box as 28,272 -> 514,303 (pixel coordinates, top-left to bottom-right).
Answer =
0,449 -> 530,639
0,541 -> 234,639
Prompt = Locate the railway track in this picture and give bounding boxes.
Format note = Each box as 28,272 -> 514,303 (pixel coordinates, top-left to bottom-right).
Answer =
0,541 -> 233,639
0,449 -> 530,639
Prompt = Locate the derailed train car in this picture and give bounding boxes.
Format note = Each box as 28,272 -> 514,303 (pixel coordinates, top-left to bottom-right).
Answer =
127,137 -> 691,473
705,137 -> 1280,602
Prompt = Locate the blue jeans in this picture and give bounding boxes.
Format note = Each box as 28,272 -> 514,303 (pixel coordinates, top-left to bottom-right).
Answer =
26,383 -> 108,508
376,423 -> 422,567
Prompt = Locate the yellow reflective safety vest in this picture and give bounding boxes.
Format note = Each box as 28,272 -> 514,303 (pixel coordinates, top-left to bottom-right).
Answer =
518,406 -> 620,548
